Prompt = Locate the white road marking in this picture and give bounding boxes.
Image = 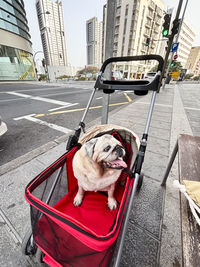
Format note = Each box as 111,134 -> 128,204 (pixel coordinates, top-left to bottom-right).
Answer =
48,103 -> 78,112
7,92 -> 30,98
184,107 -> 200,111
96,97 -> 103,100
14,114 -> 72,134
7,91 -> 76,106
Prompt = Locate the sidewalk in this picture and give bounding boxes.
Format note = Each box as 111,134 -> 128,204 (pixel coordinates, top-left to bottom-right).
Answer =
0,84 -> 195,266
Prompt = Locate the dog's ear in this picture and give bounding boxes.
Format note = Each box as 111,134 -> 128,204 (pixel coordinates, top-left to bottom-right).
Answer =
85,138 -> 98,158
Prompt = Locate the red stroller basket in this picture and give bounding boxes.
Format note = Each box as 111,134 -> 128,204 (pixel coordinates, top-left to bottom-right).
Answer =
25,126 -> 140,267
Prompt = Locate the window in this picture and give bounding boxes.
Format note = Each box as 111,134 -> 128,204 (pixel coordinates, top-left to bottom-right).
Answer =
87,22 -> 93,42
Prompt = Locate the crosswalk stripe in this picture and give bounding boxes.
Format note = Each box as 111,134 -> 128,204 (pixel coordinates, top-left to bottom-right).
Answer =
14,114 -> 72,134
7,91 -> 75,106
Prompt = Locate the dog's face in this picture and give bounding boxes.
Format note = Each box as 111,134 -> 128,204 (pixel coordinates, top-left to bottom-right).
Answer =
85,134 -> 127,169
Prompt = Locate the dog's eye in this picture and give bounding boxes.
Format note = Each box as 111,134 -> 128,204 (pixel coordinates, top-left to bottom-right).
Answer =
104,145 -> 111,152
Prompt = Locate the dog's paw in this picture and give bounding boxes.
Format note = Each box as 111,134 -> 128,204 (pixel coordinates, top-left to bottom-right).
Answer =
107,198 -> 117,211
73,194 -> 83,207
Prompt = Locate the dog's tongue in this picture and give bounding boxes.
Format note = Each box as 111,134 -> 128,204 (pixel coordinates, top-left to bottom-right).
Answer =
109,159 -> 127,169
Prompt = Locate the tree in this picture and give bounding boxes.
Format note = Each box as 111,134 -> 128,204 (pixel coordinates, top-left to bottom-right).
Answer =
77,66 -> 99,75
185,74 -> 193,80
150,60 -> 182,74
169,60 -> 182,72
193,75 -> 200,81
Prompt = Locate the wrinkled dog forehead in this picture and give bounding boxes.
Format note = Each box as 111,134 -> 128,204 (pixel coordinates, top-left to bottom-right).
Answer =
97,134 -> 120,146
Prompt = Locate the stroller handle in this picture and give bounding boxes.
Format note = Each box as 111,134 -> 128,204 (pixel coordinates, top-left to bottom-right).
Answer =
100,54 -> 164,72
94,55 -> 164,94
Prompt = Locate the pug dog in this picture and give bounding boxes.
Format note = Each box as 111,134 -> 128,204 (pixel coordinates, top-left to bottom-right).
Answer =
72,134 -> 127,210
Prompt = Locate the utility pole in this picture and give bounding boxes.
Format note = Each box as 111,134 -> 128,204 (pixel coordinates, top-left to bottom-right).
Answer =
101,0 -> 116,124
162,0 -> 188,90
159,0 -> 183,91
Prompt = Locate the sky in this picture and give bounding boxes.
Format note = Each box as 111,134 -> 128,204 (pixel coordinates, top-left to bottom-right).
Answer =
24,0 -> 200,68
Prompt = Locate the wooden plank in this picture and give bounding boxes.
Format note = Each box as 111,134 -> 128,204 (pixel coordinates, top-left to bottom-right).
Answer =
178,134 -> 200,267
178,134 -> 200,182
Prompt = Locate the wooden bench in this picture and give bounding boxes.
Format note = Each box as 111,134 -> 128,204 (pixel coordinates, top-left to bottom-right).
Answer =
162,134 -> 200,267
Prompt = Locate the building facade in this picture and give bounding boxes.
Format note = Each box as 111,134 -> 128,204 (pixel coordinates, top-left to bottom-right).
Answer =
176,19 -> 196,68
36,0 -> 67,66
102,0 -> 164,79
185,46 -> 200,75
86,17 -> 103,68
0,0 -> 36,80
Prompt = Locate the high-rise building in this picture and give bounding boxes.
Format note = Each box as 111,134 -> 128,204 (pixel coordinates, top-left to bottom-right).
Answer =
36,0 -> 67,66
102,0 -> 165,79
185,46 -> 200,75
176,19 -> 196,68
0,0 -> 36,80
86,17 -> 103,68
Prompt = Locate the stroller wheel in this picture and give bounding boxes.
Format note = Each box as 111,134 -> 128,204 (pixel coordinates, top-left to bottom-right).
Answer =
21,228 -> 37,256
137,173 -> 144,192
35,248 -> 46,266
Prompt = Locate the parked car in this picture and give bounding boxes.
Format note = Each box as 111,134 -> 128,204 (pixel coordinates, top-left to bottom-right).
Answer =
144,72 -> 156,82
0,116 -> 7,137
111,71 -> 123,80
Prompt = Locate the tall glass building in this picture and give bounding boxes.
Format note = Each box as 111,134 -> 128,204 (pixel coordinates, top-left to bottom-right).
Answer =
0,0 -> 36,80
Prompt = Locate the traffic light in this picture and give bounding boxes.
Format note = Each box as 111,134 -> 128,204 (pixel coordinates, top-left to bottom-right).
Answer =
42,59 -> 45,67
162,13 -> 171,37
171,18 -> 181,35
170,60 -> 175,67
145,37 -> 150,46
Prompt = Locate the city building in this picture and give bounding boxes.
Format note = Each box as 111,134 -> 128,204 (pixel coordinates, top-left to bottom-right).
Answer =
36,0 -> 67,67
86,17 -> 103,68
0,0 -> 36,80
185,46 -> 200,75
102,0 -> 165,79
176,19 -> 196,68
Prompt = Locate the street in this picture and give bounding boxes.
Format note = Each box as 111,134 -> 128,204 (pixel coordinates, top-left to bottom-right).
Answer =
0,81 -> 137,166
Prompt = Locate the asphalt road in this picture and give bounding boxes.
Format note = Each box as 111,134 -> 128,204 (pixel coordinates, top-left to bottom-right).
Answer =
0,81 -> 138,166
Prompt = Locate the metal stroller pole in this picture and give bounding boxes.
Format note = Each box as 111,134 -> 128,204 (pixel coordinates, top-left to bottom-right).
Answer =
113,173 -> 140,267
114,90 -> 158,267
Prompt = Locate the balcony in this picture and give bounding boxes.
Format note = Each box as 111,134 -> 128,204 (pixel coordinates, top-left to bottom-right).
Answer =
145,23 -> 151,28
154,27 -> 159,33
156,8 -> 163,17
155,19 -> 161,25
117,0 -> 122,6
149,1 -> 155,10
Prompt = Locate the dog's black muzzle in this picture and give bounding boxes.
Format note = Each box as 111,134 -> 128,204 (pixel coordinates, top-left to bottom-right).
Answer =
113,145 -> 124,157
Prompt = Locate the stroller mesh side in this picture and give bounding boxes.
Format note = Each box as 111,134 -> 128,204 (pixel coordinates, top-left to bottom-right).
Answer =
26,130 -> 138,266
32,209 -> 115,267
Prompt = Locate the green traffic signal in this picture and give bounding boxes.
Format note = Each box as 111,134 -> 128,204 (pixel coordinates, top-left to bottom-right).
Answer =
162,29 -> 169,37
170,60 -> 175,67
145,37 -> 150,46
162,13 -> 171,37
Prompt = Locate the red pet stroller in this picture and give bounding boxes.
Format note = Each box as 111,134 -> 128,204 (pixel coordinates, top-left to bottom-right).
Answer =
22,55 -> 164,267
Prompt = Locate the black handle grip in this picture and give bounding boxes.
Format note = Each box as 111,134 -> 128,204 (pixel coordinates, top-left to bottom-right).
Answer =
95,55 -> 164,93
100,54 -> 164,73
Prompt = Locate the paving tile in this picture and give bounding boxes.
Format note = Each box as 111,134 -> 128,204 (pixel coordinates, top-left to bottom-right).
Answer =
142,151 -> 169,182
130,177 -> 165,239
147,136 -> 169,157
0,220 -> 30,267
0,158 -> 45,239
119,222 -> 159,267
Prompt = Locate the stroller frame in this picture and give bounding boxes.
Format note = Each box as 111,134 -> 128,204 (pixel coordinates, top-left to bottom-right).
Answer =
23,54 -> 164,267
